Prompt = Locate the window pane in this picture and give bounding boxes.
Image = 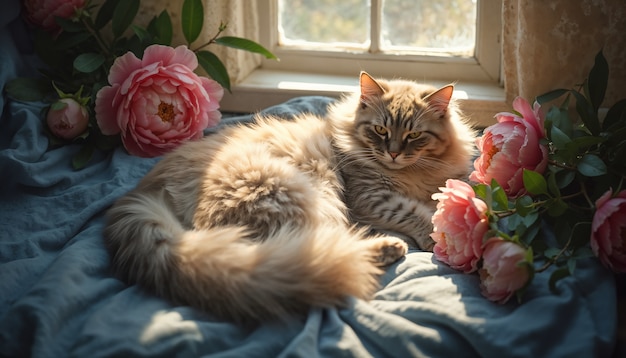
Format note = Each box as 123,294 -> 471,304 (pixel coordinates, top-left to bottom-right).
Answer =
381,0 -> 476,55
278,0 -> 369,46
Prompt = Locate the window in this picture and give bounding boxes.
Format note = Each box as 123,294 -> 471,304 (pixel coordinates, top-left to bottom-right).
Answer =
257,0 -> 501,83
220,0 -> 505,127
279,0 -> 476,57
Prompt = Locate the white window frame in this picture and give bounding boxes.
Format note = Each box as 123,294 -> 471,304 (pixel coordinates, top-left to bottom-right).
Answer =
258,0 -> 501,82
220,0 -> 506,127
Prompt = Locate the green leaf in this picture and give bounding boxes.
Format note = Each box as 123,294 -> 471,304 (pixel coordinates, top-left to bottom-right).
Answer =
569,136 -> 605,151
122,35 -> 144,59
521,210 -> 539,228
95,0 -> 120,29
132,25 -> 152,44
148,10 -> 173,46
72,145 -> 94,170
546,171 -> 560,198
181,0 -> 204,44
215,36 -> 278,60
550,125 -> 571,151
546,106 -> 572,136
514,195 -> 533,216
490,179 -> 509,211
473,183 -> 490,202
506,213 -> 523,232
112,0 -> 140,38
73,53 -> 105,73
522,169 -> 548,196
508,211 -> 539,244
547,198 -> 568,217
4,78 -> 52,102
587,50 -> 609,112
571,90 -> 601,135
544,247 -> 561,259
603,99 -> 626,131
536,88 -> 568,105
555,170 -> 575,189
567,258 -> 577,274
549,267 -> 570,293
577,153 -> 607,177
573,247 -> 594,260
196,50 -> 231,91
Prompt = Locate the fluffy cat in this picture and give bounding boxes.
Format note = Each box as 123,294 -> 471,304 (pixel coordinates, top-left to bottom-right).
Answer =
103,72 -> 476,322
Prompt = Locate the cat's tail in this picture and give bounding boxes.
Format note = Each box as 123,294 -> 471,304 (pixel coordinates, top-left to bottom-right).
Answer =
104,191 -> 384,322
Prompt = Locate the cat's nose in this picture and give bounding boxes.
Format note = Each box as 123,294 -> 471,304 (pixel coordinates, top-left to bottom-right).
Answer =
389,152 -> 399,159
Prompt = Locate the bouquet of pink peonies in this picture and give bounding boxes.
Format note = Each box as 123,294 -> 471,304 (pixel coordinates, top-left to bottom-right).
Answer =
431,51 -> 626,304
6,0 -> 276,168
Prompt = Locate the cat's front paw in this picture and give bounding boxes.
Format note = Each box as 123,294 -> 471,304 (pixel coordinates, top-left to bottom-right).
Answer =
370,237 -> 408,266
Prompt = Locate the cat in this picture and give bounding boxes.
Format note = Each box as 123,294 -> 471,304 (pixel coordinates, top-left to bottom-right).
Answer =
103,72 -> 477,322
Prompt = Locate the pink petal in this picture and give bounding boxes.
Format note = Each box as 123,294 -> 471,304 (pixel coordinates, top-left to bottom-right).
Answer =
95,86 -> 122,135
108,51 -> 143,86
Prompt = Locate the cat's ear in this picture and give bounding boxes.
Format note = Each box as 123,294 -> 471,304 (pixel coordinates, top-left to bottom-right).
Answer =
359,71 -> 385,106
425,85 -> 454,113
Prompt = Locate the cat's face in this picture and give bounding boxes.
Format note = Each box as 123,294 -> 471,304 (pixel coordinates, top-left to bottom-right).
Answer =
354,72 -> 454,170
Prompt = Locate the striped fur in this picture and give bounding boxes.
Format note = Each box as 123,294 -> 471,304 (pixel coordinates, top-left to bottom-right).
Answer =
331,73 -> 477,250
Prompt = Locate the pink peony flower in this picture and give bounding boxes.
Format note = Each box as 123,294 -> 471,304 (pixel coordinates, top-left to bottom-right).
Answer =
591,189 -> 626,273
470,97 -> 549,198
95,45 -> 223,157
23,0 -> 86,32
479,238 -> 531,304
46,98 -> 89,140
431,179 -> 489,273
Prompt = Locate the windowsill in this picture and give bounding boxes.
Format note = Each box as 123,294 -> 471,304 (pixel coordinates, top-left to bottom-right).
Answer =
220,69 -> 508,128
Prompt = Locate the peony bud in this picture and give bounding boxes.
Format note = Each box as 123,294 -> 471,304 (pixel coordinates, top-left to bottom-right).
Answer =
46,98 -> 89,140
479,238 -> 531,304
23,0 -> 87,32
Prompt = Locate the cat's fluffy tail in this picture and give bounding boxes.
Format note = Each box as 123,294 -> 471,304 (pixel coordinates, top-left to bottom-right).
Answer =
104,192 -> 383,322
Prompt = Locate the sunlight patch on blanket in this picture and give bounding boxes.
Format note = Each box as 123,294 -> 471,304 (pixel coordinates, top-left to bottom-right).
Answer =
140,310 -> 202,345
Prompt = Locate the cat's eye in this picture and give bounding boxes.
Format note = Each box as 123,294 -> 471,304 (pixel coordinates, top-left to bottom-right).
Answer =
407,131 -> 422,139
374,125 -> 388,135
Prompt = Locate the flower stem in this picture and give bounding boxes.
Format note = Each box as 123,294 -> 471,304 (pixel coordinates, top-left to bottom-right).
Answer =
579,182 -> 595,208
548,160 -> 577,171
192,22 -> 228,52
536,237 -> 572,273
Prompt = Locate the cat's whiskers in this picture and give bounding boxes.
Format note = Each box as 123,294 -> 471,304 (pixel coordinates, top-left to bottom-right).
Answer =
409,156 -> 456,172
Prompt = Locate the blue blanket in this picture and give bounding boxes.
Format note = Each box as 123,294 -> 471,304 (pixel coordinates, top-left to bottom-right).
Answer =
0,2 -> 617,357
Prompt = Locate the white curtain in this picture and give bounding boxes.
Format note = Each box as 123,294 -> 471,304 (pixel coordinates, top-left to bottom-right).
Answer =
501,0 -> 626,106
